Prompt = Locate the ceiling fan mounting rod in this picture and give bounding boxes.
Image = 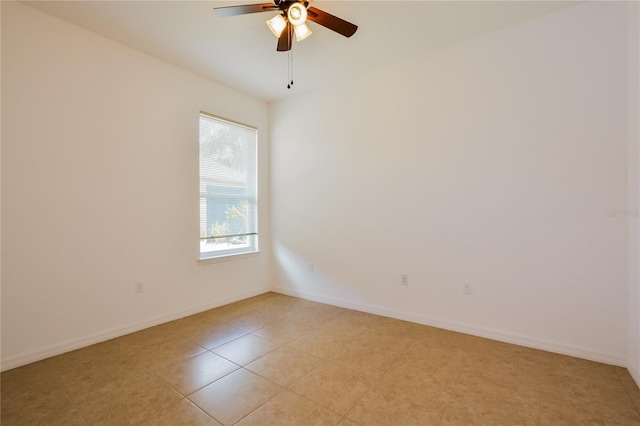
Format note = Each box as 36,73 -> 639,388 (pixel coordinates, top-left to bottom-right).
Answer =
274,0 -> 309,11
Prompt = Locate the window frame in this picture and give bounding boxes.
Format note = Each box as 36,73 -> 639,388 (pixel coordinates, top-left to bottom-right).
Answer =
198,111 -> 259,261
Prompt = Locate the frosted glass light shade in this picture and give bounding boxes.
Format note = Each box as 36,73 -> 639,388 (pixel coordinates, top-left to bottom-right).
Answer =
294,23 -> 312,42
287,3 -> 307,26
266,14 -> 287,38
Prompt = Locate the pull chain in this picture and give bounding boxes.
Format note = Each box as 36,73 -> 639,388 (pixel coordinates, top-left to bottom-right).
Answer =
287,49 -> 294,89
287,50 -> 291,89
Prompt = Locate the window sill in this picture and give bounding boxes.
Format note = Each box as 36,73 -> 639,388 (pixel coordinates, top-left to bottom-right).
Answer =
198,250 -> 260,265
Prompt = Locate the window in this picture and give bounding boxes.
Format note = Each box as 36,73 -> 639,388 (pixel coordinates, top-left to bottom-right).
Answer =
199,112 -> 258,259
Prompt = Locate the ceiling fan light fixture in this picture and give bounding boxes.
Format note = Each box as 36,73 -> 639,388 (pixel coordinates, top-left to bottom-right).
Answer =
287,3 -> 307,26
266,14 -> 287,38
294,22 -> 312,42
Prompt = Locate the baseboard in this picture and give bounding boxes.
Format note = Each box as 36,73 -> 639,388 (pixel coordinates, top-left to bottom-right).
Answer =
1,287 -> 271,372
4,285 -> 629,372
271,285 -> 627,368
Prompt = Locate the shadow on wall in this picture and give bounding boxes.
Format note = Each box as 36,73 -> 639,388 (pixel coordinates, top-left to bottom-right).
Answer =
273,242 -> 320,293
272,241 -> 383,310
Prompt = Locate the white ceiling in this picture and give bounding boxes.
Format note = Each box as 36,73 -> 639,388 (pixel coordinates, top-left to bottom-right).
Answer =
26,1 -> 579,102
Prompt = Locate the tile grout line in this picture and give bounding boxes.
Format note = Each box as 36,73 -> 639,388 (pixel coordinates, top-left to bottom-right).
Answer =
337,340 -> 406,424
228,379 -> 286,426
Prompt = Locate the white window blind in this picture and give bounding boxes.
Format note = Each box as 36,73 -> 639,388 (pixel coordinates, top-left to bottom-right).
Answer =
199,113 -> 258,259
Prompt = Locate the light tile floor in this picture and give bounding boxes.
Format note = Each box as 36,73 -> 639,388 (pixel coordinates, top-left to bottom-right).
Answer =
2,292 -> 640,425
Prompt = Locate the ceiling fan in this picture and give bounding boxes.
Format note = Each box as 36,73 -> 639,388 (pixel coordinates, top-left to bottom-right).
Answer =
213,0 -> 358,52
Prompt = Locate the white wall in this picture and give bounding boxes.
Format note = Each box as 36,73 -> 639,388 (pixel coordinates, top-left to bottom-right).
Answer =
628,1 -> 640,382
0,0 -> 3,367
271,2 -> 631,365
1,2 -> 271,370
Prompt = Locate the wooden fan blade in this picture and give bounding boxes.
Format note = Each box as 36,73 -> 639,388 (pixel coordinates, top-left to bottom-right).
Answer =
213,3 -> 277,17
306,7 -> 357,37
277,22 -> 293,51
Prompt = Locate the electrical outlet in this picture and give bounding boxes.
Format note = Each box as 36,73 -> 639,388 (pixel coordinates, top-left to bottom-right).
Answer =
135,281 -> 144,294
463,282 -> 473,295
401,275 -> 409,286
